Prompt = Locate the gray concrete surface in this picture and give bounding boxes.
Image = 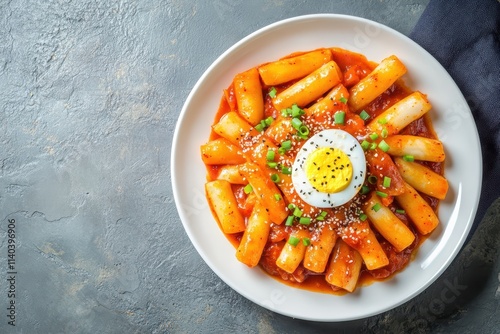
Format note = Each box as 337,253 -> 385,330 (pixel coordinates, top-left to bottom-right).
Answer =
1,0 -> 499,333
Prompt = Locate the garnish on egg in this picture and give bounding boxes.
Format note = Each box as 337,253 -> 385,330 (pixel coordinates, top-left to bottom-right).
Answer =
291,129 -> 366,208
304,147 -> 353,193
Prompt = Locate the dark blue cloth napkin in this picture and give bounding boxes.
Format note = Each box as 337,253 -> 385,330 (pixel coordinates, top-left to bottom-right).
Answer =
410,0 -> 500,241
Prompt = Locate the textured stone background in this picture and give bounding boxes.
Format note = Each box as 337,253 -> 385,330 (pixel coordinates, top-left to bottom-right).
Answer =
1,0 -> 499,333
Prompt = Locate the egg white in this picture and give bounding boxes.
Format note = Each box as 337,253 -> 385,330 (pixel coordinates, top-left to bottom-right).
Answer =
291,129 -> 366,208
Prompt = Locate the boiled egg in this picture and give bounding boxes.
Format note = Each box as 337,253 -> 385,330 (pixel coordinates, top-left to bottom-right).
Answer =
291,129 -> 366,208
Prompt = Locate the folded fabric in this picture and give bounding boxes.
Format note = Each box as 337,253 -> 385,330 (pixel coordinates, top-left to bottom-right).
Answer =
410,0 -> 500,240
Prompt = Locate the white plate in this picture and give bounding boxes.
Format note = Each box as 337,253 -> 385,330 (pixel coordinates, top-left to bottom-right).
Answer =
171,14 -> 482,321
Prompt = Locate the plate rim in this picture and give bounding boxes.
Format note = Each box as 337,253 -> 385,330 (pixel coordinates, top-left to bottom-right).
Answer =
171,13 -> 482,322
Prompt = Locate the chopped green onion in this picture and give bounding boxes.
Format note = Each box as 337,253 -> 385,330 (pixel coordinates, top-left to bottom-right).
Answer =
383,176 -> 391,188
270,174 -> 280,183
369,133 -> 379,140
293,109 -> 305,118
372,203 -> 382,212
293,206 -> 303,218
285,215 -> 294,226
376,191 -> 388,198
291,104 -> 305,118
370,142 -> 378,150
288,203 -> 296,210
378,140 -> 390,152
368,175 -> 378,184
359,213 -> 368,221
255,123 -> 265,132
299,217 -> 311,225
288,236 -> 300,246
403,154 -> 415,162
243,184 -> 253,194
316,211 -> 328,221
274,193 -> 282,201
291,117 -> 303,130
359,110 -> 370,121
381,128 -> 388,138
266,149 -> 275,162
267,161 -> 278,168
396,209 -> 406,215
281,109 -> 290,117
268,87 -> 277,98
302,237 -> 311,246
281,140 -> 292,151
264,116 -> 274,126
361,185 -> 370,195
377,117 -> 388,125
361,140 -> 370,150
298,124 -> 309,137
278,147 -> 286,155
281,166 -> 292,175
339,96 -> 348,104
334,111 -> 346,125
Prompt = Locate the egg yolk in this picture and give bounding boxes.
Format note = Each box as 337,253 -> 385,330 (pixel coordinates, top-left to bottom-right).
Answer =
304,147 -> 353,193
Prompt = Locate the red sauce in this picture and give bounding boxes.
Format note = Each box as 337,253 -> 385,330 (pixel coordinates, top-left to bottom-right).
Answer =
204,47 -> 444,294
364,82 -> 411,119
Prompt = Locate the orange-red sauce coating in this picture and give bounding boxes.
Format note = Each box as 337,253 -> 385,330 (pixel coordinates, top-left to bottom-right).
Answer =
205,48 -> 442,294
